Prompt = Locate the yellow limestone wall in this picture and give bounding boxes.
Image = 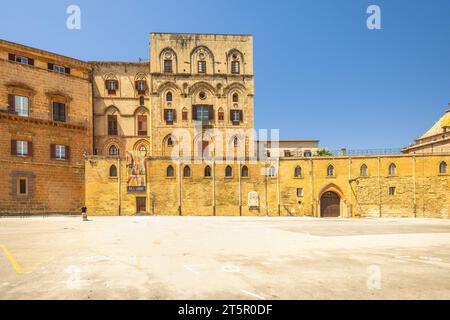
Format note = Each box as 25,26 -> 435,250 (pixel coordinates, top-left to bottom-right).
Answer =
85,154 -> 450,218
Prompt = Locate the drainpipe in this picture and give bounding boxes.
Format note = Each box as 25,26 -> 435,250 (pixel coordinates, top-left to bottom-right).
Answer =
348,157 -> 352,218
117,156 -> 121,216
413,156 -> 417,218
238,160 -> 242,216
178,157 -> 182,216
212,157 -> 216,216
310,158 -> 314,217
277,157 -> 281,216
378,156 -> 382,218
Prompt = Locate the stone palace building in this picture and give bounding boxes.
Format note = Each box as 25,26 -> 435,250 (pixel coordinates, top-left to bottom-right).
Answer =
0,33 -> 449,218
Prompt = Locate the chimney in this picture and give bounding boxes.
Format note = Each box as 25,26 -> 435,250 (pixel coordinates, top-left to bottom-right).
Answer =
340,148 -> 347,156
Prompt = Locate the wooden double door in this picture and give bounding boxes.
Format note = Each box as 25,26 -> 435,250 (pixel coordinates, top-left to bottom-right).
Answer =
320,191 -> 340,218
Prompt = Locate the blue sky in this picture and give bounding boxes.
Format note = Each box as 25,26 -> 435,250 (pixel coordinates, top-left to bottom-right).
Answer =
1,0 -> 449,150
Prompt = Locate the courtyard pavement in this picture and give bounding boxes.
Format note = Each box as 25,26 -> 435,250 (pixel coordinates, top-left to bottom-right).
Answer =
0,216 -> 450,300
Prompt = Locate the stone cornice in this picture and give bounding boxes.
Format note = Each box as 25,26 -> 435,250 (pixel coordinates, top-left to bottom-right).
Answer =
0,112 -> 88,131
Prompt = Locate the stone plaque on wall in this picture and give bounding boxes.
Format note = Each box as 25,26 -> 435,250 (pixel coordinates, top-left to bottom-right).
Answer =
248,191 -> 259,208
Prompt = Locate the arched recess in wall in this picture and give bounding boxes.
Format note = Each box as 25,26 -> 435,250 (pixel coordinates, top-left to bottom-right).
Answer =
103,138 -> 124,157
227,49 -> 245,74
188,81 -> 216,98
223,82 -> 246,97
194,132 -> 215,159
159,47 -> 178,74
156,81 -> 182,96
133,139 -> 150,156
162,134 -> 177,157
190,45 -> 215,74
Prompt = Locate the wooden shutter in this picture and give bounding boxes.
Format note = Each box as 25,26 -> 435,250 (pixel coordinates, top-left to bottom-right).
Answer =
182,110 -> 188,121
209,105 -> 214,120
192,106 -> 197,120
173,109 -> 177,122
11,140 -> 17,156
135,80 -> 139,91
65,146 -> 70,160
239,110 -> 243,122
8,94 -> 15,113
50,144 -> 56,159
48,63 -> 54,70
8,53 -> 15,61
164,109 -> 168,121
28,58 -> 34,66
28,141 -> 33,157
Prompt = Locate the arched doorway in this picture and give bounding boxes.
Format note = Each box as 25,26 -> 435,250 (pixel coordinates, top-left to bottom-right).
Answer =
320,191 -> 340,217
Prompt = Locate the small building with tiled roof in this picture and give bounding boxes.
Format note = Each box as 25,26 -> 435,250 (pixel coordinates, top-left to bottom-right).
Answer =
403,108 -> 450,154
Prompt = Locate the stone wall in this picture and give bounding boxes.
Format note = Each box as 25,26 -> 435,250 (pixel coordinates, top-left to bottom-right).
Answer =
84,154 -> 450,218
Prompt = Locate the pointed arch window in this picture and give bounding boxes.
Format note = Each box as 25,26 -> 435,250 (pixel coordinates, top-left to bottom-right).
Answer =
327,165 -> 335,177
139,96 -> 145,106
166,91 -> 173,102
167,137 -> 174,147
167,165 -> 175,177
109,165 -> 117,177
388,163 -> 397,176
294,166 -> 302,177
218,108 -> 224,121
225,165 -> 233,177
183,166 -> 191,177
360,164 -> 368,177
439,161 -> 447,174
241,165 -> 249,177
204,165 -> 212,177
268,166 -> 276,177
232,93 -> 239,103
109,145 -> 119,156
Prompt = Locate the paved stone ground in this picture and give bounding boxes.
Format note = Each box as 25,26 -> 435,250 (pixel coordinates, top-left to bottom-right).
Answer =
1,216 -> 450,300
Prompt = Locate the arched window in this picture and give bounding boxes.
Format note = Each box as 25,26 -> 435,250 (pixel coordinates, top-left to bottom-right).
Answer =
294,166 -> 302,177
225,165 -> 233,177
233,136 -> 239,147
139,96 -> 145,106
360,164 -> 368,177
183,166 -> 191,177
327,165 -> 335,177
232,93 -> 239,103
231,61 -> 240,74
109,165 -> 117,177
204,165 -> 212,177
167,137 -> 174,147
241,165 -> 249,177
439,161 -> 447,174
109,145 -> 119,156
388,163 -> 397,176
167,165 -> 174,177
166,91 -> 173,102
268,166 -> 276,177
